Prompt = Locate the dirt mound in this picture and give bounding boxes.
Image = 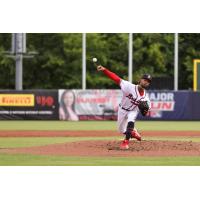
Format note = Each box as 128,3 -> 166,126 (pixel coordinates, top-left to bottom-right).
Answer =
3,140 -> 200,157
107,140 -> 199,152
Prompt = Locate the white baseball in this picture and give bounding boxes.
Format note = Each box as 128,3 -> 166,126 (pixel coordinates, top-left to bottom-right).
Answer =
92,58 -> 97,63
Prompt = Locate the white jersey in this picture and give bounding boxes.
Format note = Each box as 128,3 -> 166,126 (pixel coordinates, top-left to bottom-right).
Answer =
119,79 -> 151,111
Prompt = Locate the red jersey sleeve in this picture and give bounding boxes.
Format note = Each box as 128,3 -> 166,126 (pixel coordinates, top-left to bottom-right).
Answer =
102,68 -> 121,85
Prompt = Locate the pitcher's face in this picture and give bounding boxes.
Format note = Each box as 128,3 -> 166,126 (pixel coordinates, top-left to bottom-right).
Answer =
139,79 -> 150,89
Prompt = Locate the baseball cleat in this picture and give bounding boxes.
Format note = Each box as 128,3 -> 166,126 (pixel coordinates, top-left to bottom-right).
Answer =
120,140 -> 129,150
131,130 -> 141,141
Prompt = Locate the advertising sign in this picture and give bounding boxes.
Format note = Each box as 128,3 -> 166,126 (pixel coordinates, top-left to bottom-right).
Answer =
0,90 -> 58,120
59,90 -> 200,121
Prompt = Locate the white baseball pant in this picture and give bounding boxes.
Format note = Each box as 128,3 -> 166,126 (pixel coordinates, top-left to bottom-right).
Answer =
117,107 -> 139,134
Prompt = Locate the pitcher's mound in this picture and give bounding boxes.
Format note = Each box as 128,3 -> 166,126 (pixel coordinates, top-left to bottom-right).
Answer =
4,140 -> 200,157
106,140 -> 200,156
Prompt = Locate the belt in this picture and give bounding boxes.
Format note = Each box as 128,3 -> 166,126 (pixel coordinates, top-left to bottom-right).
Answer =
119,104 -> 132,111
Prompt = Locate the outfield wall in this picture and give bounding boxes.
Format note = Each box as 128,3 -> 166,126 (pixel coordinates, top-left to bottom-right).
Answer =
0,90 -> 58,120
0,90 -> 200,120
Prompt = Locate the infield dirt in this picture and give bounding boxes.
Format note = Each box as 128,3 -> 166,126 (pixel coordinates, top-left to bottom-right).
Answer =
1,130 -> 200,157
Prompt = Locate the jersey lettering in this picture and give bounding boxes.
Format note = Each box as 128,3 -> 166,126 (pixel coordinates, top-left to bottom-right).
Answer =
126,94 -> 140,106
120,80 -> 150,111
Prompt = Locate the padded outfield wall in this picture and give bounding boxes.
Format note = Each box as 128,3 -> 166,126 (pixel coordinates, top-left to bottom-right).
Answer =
0,90 -> 200,120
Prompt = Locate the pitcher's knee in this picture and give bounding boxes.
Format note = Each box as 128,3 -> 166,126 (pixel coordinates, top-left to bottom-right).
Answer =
118,126 -> 126,134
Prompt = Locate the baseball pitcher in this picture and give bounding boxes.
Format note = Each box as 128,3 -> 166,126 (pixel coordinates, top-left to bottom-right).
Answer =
97,65 -> 152,149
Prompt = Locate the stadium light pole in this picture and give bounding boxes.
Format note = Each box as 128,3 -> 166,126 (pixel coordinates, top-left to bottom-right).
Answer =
128,33 -> 133,83
4,33 -> 36,90
82,33 -> 86,90
15,54 -> 23,90
174,33 -> 179,91
13,33 -> 26,90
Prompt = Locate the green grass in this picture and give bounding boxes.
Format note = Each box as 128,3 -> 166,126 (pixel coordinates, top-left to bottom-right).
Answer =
0,121 -> 200,131
0,136 -> 120,148
0,137 -> 73,148
0,154 -> 200,166
0,120 -> 200,166
0,136 -> 200,166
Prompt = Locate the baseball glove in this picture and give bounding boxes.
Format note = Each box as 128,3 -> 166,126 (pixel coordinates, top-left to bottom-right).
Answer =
138,101 -> 149,116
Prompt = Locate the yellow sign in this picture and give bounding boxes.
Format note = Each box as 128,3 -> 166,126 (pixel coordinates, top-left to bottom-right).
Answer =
193,59 -> 200,91
0,94 -> 35,106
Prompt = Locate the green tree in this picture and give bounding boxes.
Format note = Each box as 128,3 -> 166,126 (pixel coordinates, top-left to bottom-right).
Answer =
86,33 -> 128,89
0,33 -> 15,89
179,34 -> 200,90
0,33 -> 199,90
132,33 -> 174,82
24,33 -> 82,89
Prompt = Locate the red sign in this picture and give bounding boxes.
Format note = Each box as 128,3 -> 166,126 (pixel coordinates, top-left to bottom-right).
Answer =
36,96 -> 54,106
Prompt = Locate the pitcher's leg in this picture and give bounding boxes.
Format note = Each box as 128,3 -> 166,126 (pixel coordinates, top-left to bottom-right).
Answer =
118,109 -> 130,150
123,111 -> 141,141
120,121 -> 134,150
117,108 -> 127,134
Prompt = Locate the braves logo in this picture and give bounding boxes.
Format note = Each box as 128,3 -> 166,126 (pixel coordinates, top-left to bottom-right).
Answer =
126,94 -> 140,105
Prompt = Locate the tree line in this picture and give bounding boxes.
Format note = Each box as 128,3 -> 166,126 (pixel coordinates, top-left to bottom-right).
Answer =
0,33 -> 199,90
